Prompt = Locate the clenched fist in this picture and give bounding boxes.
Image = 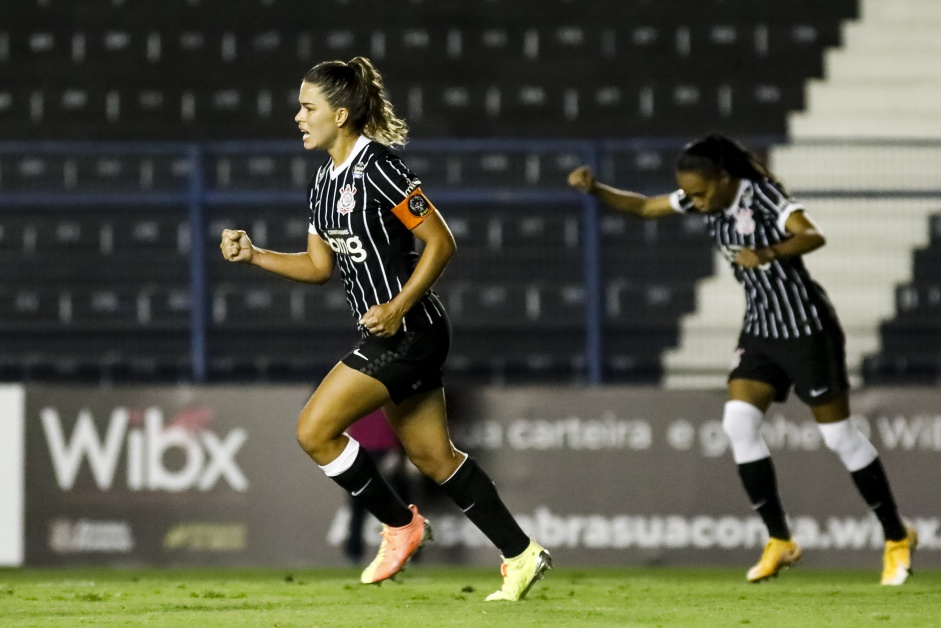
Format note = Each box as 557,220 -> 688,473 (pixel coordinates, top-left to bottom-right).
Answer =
220,229 -> 254,263
567,165 -> 596,194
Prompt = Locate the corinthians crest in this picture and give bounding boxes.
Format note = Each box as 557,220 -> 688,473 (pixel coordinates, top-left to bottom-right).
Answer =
733,207 -> 756,236
336,184 -> 357,215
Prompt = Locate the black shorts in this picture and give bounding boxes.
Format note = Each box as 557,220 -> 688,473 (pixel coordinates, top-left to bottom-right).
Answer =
728,325 -> 849,405
341,317 -> 451,404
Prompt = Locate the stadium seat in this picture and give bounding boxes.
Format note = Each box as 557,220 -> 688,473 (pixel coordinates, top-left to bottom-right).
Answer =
208,154 -> 310,190
0,287 -> 62,329
0,155 -> 67,191
141,285 -> 192,328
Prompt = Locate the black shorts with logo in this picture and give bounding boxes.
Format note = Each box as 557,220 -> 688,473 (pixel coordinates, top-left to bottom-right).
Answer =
341,315 -> 451,404
728,323 -> 850,405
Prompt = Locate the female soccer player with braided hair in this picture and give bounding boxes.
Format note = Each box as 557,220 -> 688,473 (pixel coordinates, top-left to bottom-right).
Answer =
568,133 -> 916,585
220,57 -> 550,600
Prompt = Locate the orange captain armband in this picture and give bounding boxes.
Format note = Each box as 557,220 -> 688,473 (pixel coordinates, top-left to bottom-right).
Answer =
391,189 -> 437,230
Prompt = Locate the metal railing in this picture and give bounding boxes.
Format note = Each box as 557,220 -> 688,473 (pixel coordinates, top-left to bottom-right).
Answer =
0,137 -> 797,384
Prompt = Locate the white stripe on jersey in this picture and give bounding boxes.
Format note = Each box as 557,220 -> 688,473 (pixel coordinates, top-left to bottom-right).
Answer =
364,172 -> 396,244
356,163 -> 395,302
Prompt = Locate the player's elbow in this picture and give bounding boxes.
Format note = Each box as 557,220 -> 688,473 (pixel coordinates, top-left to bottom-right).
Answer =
443,234 -> 457,260
428,231 -> 456,262
307,268 -> 333,285
807,230 -> 826,251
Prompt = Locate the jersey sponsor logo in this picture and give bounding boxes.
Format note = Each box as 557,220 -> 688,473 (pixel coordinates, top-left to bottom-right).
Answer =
352,162 -> 365,179
336,184 -> 357,215
733,208 -> 756,236
325,233 -> 368,262
407,193 -> 430,218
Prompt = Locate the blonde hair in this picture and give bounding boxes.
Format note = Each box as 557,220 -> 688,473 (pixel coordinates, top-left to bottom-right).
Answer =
303,56 -> 408,147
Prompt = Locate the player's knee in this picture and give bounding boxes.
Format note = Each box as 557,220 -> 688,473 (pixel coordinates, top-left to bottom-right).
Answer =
296,411 -> 336,457
406,449 -> 463,484
722,400 -> 763,441
817,419 -> 878,471
722,400 -> 770,463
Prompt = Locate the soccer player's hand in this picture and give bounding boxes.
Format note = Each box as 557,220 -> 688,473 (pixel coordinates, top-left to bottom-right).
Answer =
567,165 -> 596,193
220,229 -> 254,263
359,303 -> 404,338
734,247 -> 772,269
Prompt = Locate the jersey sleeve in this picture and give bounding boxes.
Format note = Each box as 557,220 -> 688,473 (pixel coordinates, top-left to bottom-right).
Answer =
307,192 -> 318,236
669,189 -> 696,213
307,164 -> 327,236
368,153 -> 437,231
754,179 -> 804,233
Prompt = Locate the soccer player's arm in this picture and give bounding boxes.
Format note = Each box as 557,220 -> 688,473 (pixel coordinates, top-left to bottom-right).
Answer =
221,228 -> 334,284
567,165 -> 675,218
393,208 -> 455,314
389,190 -> 455,314
767,211 -> 826,260
359,188 -> 454,337
740,210 -> 827,268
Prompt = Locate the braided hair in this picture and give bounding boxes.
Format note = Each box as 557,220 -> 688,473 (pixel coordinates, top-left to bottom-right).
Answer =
676,133 -> 784,191
303,57 -> 408,147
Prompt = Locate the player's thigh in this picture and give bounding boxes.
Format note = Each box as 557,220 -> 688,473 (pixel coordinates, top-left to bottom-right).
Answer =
298,362 -> 392,448
383,388 -> 464,483
728,378 -> 777,412
809,393 -> 851,424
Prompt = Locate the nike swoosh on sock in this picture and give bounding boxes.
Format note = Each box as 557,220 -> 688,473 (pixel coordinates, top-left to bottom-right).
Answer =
351,478 -> 372,497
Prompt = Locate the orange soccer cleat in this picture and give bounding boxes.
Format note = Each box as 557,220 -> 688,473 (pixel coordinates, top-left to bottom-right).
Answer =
360,504 -> 432,584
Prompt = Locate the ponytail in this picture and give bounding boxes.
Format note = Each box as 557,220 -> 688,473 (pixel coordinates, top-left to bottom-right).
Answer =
303,56 -> 409,147
677,133 -> 784,190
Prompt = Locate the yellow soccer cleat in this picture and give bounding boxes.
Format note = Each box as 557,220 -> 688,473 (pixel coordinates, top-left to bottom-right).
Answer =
747,537 -> 802,583
881,524 -> 918,586
485,540 -> 552,602
360,504 -> 432,584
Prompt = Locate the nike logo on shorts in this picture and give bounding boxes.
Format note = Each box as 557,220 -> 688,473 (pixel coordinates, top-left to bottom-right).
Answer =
809,387 -> 829,397
353,349 -> 368,361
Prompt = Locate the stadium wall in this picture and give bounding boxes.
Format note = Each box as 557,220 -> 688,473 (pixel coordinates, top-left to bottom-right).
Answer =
2,384 -> 940,570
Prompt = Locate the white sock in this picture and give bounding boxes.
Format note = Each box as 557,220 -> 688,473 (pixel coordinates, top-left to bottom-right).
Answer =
318,435 -> 360,477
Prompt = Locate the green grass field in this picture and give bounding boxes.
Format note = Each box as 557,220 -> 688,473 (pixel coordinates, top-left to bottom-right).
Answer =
2,566 -> 939,627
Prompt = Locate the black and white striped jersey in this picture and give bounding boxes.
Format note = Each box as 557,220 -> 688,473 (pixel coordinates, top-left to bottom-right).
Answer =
307,135 -> 447,335
670,178 -> 836,339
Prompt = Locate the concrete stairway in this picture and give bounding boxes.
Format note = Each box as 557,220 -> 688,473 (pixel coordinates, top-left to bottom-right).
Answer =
791,0 -> 941,139
663,0 -> 941,389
